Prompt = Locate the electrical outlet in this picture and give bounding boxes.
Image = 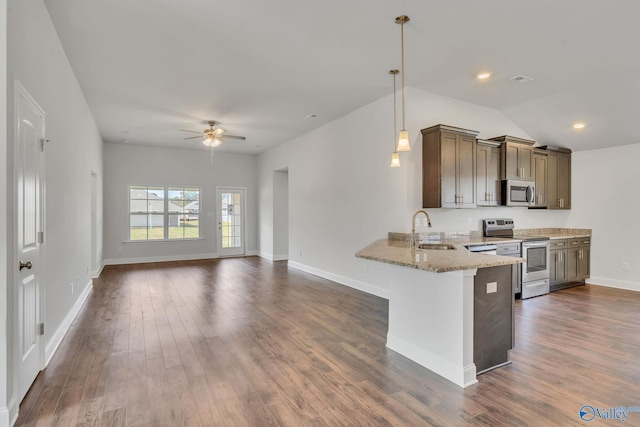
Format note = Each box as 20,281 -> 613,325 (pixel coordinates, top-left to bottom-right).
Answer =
622,262 -> 630,271
486,282 -> 497,294
86,265 -> 89,274
299,250 -> 302,257
69,282 -> 74,295
118,246 -> 123,253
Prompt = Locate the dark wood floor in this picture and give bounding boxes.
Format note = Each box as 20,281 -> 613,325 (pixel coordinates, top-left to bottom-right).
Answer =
15,257 -> 640,426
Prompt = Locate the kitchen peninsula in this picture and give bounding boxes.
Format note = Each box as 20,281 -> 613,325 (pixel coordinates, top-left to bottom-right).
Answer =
356,234 -> 523,387
357,227 -> 591,388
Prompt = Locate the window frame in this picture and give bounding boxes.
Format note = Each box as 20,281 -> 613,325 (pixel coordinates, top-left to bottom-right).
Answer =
128,185 -> 201,242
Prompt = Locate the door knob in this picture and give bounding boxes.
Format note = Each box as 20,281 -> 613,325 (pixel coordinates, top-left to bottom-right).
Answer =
20,261 -> 32,271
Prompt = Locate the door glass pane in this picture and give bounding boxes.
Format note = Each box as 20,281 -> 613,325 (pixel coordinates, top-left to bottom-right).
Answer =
221,191 -> 242,249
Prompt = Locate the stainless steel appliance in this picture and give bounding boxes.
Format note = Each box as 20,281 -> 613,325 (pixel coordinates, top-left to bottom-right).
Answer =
521,238 -> 550,299
501,180 -> 535,207
483,218 -> 550,299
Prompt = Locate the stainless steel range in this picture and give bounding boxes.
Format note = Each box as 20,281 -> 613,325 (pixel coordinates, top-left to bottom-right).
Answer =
483,218 -> 550,299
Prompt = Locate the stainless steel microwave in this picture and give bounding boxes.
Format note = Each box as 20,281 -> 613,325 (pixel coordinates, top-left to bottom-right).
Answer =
501,179 -> 535,207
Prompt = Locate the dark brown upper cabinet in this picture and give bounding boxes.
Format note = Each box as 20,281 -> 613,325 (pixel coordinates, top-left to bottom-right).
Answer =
488,135 -> 536,181
476,139 -> 501,207
532,149 -> 548,208
422,125 -> 479,209
543,146 -> 572,209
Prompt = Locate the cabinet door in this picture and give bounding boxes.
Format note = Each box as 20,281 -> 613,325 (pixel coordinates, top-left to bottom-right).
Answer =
547,152 -> 559,209
533,153 -> 547,207
504,143 -> 520,180
519,145 -> 533,181
457,134 -> 476,208
550,249 -> 568,285
567,246 -> 580,282
578,246 -> 590,280
558,153 -> 571,209
440,132 -> 458,208
476,145 -> 490,205
477,145 -> 500,206
489,146 -> 501,205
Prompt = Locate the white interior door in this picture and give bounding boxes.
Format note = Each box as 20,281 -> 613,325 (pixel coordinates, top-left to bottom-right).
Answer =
16,82 -> 45,402
216,187 -> 245,257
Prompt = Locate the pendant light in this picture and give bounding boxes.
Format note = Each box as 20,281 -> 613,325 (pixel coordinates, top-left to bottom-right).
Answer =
389,69 -> 400,167
395,15 -> 411,152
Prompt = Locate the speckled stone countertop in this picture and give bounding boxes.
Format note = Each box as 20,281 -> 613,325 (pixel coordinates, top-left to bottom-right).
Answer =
356,228 -> 591,273
355,240 -> 523,273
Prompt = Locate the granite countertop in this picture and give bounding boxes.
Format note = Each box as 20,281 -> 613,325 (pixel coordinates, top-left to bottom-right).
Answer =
355,240 -> 523,273
356,228 -> 591,273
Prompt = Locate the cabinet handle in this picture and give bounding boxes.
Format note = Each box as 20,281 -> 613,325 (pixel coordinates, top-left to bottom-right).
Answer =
572,241 -> 578,245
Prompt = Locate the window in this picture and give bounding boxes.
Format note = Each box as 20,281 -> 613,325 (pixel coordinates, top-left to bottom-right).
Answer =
129,186 -> 200,241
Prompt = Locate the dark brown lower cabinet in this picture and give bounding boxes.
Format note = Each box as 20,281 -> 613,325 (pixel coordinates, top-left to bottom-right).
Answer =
550,238 -> 590,292
474,265 -> 514,374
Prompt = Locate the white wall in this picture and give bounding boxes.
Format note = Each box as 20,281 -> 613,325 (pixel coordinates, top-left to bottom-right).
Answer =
272,169 -> 289,260
258,87 -> 573,298
570,143 -> 640,291
4,0 -> 104,423
103,143 -> 258,263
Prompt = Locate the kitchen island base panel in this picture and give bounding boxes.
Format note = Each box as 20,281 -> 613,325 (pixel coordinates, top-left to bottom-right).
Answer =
386,264 -> 478,388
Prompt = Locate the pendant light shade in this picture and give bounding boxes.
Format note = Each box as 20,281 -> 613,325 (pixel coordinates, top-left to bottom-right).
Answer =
395,15 -> 411,152
397,130 -> 410,152
390,151 -> 400,167
389,69 -> 400,167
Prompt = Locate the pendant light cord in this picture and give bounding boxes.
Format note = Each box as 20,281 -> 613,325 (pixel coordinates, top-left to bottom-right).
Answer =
393,73 -> 398,151
401,19 -> 406,130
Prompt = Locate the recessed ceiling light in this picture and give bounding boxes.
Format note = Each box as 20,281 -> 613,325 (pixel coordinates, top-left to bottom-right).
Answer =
305,114 -> 317,119
476,72 -> 492,80
573,122 -> 586,129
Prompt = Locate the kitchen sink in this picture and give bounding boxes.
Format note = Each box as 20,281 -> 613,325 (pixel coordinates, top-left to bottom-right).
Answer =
418,243 -> 457,250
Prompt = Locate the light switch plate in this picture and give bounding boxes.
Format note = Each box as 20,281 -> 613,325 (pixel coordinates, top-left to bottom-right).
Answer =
486,282 -> 497,294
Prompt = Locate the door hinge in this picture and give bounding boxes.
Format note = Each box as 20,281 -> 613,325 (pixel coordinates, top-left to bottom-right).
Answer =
38,231 -> 44,243
38,323 -> 44,336
39,138 -> 50,152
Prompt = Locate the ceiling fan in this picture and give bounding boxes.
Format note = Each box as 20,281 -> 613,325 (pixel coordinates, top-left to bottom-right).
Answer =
180,120 -> 246,148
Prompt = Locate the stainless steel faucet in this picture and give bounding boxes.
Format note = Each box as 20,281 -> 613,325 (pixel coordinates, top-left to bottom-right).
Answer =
411,209 -> 433,248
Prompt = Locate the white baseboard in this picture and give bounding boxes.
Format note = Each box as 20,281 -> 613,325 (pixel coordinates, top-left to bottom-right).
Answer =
92,263 -> 105,279
45,279 -> 93,365
104,252 -> 219,266
287,261 -> 389,299
245,250 -> 259,257
386,333 -> 477,388
587,276 -> 640,292
0,396 -> 17,427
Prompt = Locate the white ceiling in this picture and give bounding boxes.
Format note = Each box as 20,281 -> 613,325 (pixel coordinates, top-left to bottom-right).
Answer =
43,0 -> 640,154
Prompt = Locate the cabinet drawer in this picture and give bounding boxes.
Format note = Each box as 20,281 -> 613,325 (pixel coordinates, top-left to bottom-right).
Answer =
550,239 -> 568,248
496,243 -> 520,255
569,237 -> 590,247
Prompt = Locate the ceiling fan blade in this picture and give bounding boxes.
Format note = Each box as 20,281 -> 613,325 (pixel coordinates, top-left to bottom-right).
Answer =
221,135 -> 246,141
179,129 -> 202,134
183,135 -> 203,140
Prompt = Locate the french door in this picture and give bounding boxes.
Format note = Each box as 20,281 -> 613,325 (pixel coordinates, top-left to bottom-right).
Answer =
216,187 -> 246,257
